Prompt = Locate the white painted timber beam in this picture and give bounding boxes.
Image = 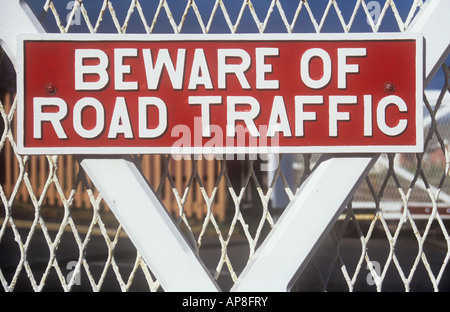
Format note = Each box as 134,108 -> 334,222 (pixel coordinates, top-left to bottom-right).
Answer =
0,0 -> 219,292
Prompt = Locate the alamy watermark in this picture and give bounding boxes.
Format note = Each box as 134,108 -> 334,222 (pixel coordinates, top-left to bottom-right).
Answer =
366,260 -> 381,286
66,260 -> 81,286
66,1 -> 82,26
169,117 -> 281,171
366,1 -> 382,25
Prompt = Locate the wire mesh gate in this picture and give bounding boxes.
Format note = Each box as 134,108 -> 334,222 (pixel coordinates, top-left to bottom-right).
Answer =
1,0 -> 450,292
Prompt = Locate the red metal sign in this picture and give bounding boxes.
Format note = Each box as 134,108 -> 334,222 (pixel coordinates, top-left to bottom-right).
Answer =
17,34 -> 423,155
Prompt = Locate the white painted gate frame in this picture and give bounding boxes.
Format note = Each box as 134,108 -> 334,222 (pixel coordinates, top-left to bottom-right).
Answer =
1,0 -> 449,292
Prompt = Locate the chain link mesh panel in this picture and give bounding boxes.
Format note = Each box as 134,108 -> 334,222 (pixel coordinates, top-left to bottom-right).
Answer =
1,0 -> 449,291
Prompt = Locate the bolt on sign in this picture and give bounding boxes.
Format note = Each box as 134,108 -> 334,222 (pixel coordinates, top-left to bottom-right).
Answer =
17,34 -> 423,155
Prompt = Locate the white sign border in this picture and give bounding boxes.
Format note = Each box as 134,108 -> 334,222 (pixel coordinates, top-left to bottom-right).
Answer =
16,33 -> 423,155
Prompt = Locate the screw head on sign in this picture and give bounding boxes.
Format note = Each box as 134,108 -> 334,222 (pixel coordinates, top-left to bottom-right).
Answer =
383,82 -> 395,94
45,83 -> 57,96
